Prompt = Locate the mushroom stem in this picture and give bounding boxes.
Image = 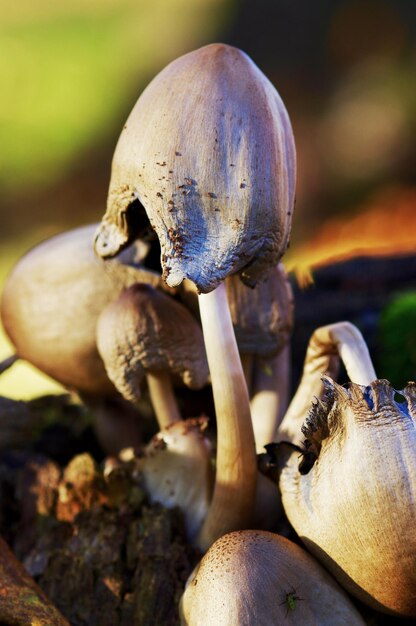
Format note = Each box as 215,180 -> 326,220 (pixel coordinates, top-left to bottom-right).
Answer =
0,354 -> 18,375
196,282 -> 257,552
278,322 -> 377,445
146,370 -> 182,429
250,345 -> 290,453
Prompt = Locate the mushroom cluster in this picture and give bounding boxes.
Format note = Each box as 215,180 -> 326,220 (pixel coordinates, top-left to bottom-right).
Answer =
1,42 -> 415,624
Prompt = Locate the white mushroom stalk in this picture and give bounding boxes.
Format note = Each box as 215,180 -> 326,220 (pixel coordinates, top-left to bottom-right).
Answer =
196,283 -> 257,551
278,321 -> 377,445
250,345 -> 290,452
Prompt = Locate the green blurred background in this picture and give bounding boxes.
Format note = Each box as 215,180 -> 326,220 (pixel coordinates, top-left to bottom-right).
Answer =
1,0 -> 415,397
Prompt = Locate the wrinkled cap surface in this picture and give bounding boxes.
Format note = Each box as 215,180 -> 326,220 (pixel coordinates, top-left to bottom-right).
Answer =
97,283 -> 209,402
280,377 -> 416,616
95,43 -> 296,293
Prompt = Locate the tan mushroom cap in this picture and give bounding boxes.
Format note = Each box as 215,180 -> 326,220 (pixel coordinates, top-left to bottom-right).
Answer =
0,224 -> 168,395
96,283 -> 209,403
95,43 -> 296,293
180,530 -> 365,626
226,262 -> 294,357
279,378 -> 416,617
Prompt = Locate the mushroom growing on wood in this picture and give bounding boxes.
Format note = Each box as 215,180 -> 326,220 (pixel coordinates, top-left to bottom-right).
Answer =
94,43 -> 296,550
0,224 -> 171,451
180,530 -> 365,625
274,322 -> 416,616
96,283 -> 209,429
131,418 -> 213,541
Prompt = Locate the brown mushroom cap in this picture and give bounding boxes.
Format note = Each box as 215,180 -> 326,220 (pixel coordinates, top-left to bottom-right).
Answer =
0,224 -> 169,395
95,43 -> 296,293
226,263 -> 294,357
180,530 -> 365,625
96,283 -> 209,403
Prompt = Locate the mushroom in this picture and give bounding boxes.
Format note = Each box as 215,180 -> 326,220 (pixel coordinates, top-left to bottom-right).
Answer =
94,43 -> 296,550
0,224 -> 172,451
274,323 -> 416,616
94,43 -> 296,294
179,263 -> 294,452
225,263 -> 294,452
130,418 -> 213,541
96,283 -> 209,429
180,530 -> 365,625
278,321 -> 376,445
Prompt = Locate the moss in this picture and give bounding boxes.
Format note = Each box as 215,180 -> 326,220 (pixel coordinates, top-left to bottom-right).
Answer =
378,291 -> 416,388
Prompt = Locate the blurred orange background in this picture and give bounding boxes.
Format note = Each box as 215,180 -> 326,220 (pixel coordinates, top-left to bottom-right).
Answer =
1,0 -> 415,396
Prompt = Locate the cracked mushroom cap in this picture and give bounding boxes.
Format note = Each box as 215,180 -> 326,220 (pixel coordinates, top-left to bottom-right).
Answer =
180,530 -> 365,626
96,283 -> 209,403
95,43 -> 296,293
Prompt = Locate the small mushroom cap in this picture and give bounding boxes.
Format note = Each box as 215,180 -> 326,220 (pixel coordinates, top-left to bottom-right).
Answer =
95,43 -> 296,293
280,378 -> 416,616
137,418 -> 213,540
0,224 -> 168,395
226,262 -> 294,356
96,283 -> 209,402
180,530 -> 365,625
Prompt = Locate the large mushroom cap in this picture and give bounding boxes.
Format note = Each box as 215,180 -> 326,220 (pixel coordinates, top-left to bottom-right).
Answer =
279,378 -> 416,616
180,530 -> 365,625
0,224 -> 167,395
95,43 -> 296,293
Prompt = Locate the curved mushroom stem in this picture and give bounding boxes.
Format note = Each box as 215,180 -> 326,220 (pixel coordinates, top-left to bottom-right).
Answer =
278,322 -> 377,445
146,371 -> 182,429
250,345 -> 290,453
196,282 -> 257,552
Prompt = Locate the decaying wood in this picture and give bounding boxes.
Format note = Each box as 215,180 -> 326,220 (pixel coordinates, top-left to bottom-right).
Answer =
0,431 -> 198,626
0,534 -> 69,626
